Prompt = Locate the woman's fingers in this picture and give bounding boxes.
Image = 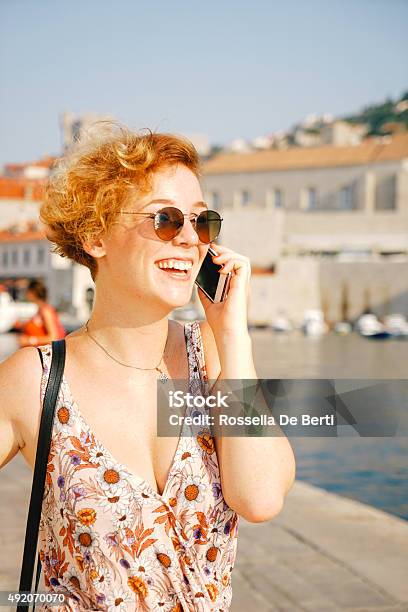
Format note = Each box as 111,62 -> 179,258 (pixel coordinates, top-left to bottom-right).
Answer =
210,242 -> 235,254
209,243 -> 251,282
212,251 -> 250,266
220,257 -> 251,276
212,252 -> 247,264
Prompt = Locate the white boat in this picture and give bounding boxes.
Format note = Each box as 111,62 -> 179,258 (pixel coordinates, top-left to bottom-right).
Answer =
355,314 -> 391,339
271,310 -> 293,332
302,309 -> 328,336
0,292 -> 37,333
383,314 -> 408,338
272,312 -> 293,332
334,321 -> 352,335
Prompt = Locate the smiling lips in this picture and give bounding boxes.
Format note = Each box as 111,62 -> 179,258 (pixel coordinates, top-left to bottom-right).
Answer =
155,258 -> 194,280
156,259 -> 193,271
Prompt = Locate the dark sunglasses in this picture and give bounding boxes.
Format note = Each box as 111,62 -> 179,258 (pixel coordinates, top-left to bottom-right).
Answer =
120,206 -> 223,243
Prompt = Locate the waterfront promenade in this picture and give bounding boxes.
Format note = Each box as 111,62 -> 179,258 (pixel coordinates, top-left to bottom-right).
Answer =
1,330 -> 407,610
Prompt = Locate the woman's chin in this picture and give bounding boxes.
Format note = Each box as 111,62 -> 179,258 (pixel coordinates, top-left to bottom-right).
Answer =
156,287 -> 193,311
166,296 -> 192,311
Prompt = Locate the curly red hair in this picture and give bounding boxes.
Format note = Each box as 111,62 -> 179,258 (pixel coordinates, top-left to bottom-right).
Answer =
40,122 -> 201,281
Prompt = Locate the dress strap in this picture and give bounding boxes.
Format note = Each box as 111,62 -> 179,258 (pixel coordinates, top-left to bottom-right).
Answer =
191,320 -> 208,383
36,346 -> 44,368
36,344 -> 54,406
184,321 -> 209,398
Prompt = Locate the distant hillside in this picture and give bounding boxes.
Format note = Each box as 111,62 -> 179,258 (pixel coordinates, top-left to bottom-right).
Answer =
208,90 -> 408,156
343,91 -> 408,136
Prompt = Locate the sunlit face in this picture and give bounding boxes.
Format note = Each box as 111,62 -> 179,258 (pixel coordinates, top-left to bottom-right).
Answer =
96,164 -> 209,310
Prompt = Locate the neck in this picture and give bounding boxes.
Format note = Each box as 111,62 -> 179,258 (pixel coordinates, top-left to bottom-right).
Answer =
83,284 -> 172,366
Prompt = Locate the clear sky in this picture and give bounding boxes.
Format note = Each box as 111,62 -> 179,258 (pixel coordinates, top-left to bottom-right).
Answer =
0,0 -> 407,166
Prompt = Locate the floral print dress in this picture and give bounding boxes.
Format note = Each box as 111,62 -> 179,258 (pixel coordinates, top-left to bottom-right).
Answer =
36,321 -> 239,611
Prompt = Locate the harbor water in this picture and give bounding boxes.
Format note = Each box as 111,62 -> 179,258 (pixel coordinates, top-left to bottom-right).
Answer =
250,328 -> 408,521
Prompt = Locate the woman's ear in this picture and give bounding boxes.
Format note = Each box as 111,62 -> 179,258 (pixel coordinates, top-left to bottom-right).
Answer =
82,233 -> 107,261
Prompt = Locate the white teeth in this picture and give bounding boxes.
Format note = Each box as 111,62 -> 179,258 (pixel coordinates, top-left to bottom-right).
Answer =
157,259 -> 193,271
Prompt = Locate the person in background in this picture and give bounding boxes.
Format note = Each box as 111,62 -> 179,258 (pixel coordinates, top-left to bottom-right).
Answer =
14,279 -> 66,347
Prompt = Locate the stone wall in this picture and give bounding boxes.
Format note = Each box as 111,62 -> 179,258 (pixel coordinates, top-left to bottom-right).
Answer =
247,257 -> 408,326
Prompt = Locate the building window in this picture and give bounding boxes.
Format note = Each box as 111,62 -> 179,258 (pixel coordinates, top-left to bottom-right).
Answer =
11,250 -> 18,265
266,189 -> 284,209
235,189 -> 251,207
340,185 -> 354,209
23,248 -> 31,267
37,247 -> 45,265
242,189 -> 250,206
300,187 -> 318,210
375,174 -> 397,211
209,191 -> 220,209
308,187 -> 317,209
274,189 -> 283,209
2,251 -> 8,268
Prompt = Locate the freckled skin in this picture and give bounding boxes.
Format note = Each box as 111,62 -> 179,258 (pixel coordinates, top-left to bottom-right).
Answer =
94,165 -> 210,313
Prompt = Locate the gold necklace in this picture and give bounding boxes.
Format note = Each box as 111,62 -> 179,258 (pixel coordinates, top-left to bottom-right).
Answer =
84,319 -> 169,382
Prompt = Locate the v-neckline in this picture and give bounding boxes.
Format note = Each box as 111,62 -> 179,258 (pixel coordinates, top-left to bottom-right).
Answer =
57,321 -> 194,503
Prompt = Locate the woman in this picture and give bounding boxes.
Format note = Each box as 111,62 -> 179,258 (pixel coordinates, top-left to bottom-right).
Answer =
0,124 -> 295,610
14,279 -> 66,347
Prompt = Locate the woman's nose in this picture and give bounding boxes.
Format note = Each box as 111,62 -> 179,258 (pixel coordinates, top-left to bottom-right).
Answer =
173,216 -> 199,246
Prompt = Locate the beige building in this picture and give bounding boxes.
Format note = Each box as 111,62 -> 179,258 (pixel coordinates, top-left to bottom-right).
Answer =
0,227 -> 94,322
200,133 -> 408,325
320,120 -> 368,146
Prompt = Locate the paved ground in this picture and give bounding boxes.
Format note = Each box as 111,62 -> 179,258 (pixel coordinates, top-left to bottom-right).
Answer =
232,481 -> 408,611
0,454 -> 407,611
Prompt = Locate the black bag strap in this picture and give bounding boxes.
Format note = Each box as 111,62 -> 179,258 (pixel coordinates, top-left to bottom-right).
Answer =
17,340 -> 66,611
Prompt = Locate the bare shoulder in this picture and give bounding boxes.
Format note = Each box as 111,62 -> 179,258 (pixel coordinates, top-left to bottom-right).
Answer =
66,328 -> 83,339
197,319 -> 221,382
0,346 -> 44,467
0,346 -> 43,408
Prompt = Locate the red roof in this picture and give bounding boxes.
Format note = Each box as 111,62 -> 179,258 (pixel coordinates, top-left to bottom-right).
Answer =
4,156 -> 57,173
0,155 -> 57,201
0,177 -> 45,201
0,229 -> 46,242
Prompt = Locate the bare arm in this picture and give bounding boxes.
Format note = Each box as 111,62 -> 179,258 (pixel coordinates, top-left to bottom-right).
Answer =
0,348 -> 42,469
196,243 -> 296,524
199,319 -> 296,523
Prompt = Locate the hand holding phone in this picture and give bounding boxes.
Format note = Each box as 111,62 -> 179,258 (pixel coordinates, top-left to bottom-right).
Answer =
195,247 -> 232,303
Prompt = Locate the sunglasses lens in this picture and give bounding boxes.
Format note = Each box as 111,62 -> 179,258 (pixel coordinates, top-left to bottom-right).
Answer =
196,210 -> 222,243
154,207 -> 184,240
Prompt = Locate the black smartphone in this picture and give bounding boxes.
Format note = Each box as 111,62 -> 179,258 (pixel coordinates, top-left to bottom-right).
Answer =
195,247 -> 232,303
